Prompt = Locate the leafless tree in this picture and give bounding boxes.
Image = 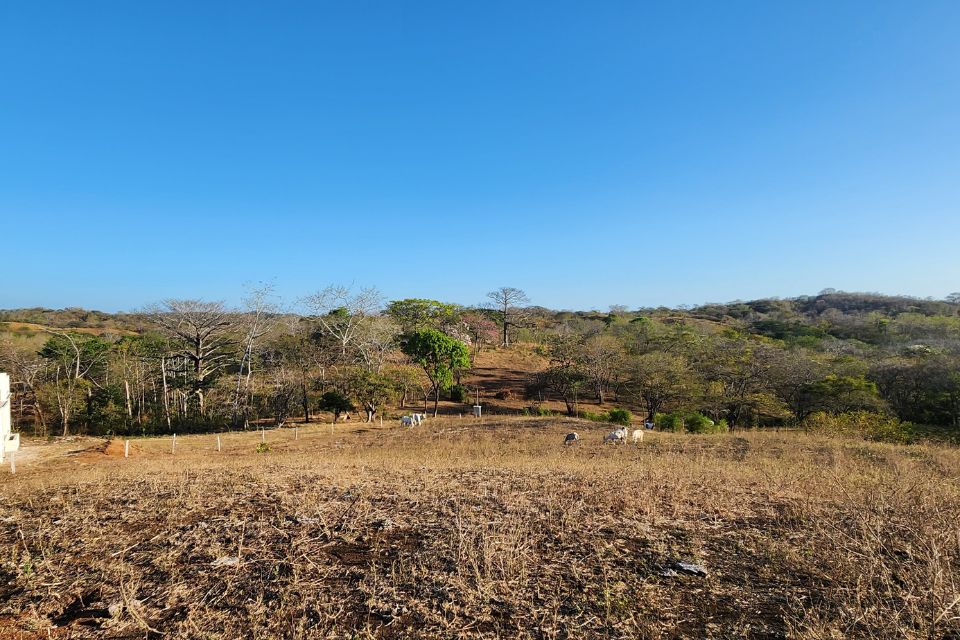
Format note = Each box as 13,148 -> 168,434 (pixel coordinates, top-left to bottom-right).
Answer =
303,285 -> 384,358
260,343 -> 299,427
355,316 -> 400,373
232,284 -> 280,427
0,338 -> 48,433
486,286 -> 530,347
39,330 -> 110,435
578,333 -> 625,404
145,299 -> 236,417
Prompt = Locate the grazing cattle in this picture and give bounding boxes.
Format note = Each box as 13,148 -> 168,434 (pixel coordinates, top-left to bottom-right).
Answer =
412,413 -> 425,426
564,432 -> 580,445
400,415 -> 414,427
603,427 -> 627,444
631,429 -> 644,443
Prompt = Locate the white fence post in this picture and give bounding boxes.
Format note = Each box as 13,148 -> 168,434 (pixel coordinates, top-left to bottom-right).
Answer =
124,440 -> 129,458
172,434 -> 176,455
217,434 -> 221,452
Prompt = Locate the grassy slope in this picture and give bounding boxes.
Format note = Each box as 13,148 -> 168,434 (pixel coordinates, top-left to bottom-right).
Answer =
1,418 -> 959,639
0,322 -> 135,337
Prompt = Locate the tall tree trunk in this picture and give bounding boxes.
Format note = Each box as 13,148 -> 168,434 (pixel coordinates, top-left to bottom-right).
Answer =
232,357 -> 247,426
35,401 -> 47,437
645,399 -> 659,424
57,367 -> 70,436
124,379 -> 133,419
84,386 -> 93,433
161,357 -> 171,430
301,378 -> 310,423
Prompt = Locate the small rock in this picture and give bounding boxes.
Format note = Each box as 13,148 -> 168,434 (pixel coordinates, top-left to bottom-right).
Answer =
658,568 -> 678,578
211,556 -> 241,567
675,561 -> 707,576
372,517 -> 395,531
108,603 -> 123,618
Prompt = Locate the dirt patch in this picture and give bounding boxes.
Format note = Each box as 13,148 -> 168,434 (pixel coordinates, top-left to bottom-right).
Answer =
104,439 -> 137,458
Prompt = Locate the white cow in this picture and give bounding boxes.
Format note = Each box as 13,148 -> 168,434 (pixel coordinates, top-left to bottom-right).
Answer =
564,432 -> 580,445
412,413 -> 425,426
400,415 -> 414,427
631,429 -> 644,443
603,427 -> 627,444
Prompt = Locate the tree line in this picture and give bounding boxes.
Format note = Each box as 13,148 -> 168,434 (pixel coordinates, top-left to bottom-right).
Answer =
1,288 -> 958,437
0,286 -> 515,436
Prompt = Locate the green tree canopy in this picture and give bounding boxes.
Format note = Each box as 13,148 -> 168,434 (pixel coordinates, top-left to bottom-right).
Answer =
401,328 -> 470,416
386,299 -> 462,334
317,390 -> 354,423
796,375 -> 885,418
342,368 -> 395,422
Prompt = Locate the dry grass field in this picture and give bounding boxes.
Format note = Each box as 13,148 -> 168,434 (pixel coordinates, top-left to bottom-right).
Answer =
1,418 -> 959,639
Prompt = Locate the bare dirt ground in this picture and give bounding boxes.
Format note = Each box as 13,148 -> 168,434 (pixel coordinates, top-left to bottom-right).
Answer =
1,418 -> 959,639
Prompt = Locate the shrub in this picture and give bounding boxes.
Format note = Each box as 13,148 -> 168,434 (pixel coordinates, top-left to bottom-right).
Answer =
448,384 -> 469,403
523,405 -> 556,417
656,412 -> 685,432
580,408 -> 633,425
317,391 -> 354,421
255,442 -> 271,453
607,408 -> 632,426
804,411 -> 912,444
654,411 -> 728,434
684,412 -> 712,433
685,412 -> 728,434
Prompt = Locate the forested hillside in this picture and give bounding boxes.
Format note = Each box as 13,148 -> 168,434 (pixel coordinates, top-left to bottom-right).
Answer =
2,288 -> 959,440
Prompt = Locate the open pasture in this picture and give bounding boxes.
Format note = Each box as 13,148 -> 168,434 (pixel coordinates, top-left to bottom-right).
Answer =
1,418 -> 959,639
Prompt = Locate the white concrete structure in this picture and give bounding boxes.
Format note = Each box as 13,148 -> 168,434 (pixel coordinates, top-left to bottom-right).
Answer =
0,373 -> 19,463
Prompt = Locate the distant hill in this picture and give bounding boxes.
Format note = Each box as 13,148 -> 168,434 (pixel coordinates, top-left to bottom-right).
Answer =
0,307 -> 143,332
2,291 -> 958,345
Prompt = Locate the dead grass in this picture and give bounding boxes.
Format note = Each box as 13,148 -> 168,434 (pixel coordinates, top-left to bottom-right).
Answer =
0,322 -> 135,337
1,418 -> 959,638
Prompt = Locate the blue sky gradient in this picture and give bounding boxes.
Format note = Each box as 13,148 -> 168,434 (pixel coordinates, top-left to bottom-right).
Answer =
2,1 -> 958,311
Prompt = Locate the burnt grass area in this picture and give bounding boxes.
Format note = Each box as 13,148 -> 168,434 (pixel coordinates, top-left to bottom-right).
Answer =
1,420 -> 958,639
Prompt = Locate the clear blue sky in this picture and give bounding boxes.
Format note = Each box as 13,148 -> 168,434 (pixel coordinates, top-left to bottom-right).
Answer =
2,1 -> 958,312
